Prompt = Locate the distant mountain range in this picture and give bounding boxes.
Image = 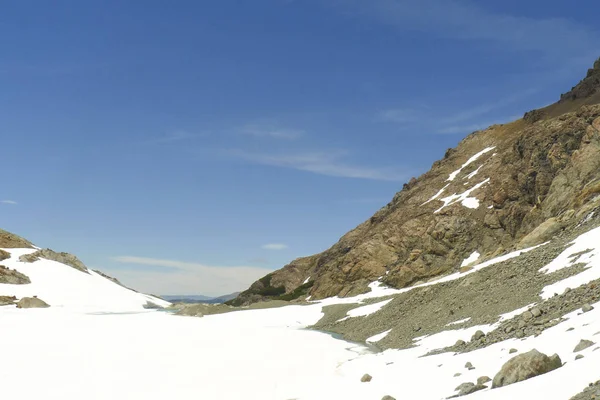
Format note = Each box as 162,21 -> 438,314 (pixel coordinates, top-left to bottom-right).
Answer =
161,292 -> 240,304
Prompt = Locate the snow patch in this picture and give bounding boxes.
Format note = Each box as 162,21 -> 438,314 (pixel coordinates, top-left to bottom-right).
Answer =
447,146 -> 495,181
539,226 -> 600,299
461,251 -> 480,267
303,276 -> 311,284
366,329 -> 392,343
434,178 -> 490,213
422,183 -> 450,205
446,317 -> 471,326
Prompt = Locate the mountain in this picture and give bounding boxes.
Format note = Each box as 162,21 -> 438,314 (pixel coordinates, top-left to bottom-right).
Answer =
231,57 -> 600,306
0,231 -> 169,312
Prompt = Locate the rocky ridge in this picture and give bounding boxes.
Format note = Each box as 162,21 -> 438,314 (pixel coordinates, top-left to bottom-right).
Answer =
232,57 -> 600,306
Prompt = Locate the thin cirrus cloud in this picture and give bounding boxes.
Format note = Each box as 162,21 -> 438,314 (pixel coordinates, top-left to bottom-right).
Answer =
240,124 -> 304,140
229,149 -> 406,181
261,243 -> 288,250
1,200 -> 17,205
339,0 -> 598,59
109,256 -> 273,296
145,131 -> 200,145
377,108 -> 418,123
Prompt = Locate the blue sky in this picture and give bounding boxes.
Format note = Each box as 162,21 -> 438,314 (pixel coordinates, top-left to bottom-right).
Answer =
1,0 -> 599,296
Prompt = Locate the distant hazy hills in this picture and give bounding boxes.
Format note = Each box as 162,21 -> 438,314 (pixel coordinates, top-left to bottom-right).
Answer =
162,292 -> 240,304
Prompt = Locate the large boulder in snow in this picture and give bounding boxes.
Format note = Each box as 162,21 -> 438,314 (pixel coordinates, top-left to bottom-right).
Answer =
16,296 -> 50,309
492,349 -> 562,388
19,249 -> 89,273
0,265 -> 31,284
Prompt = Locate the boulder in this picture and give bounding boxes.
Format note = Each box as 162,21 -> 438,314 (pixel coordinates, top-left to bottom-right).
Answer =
518,218 -> 564,248
360,374 -> 372,382
16,296 -> 50,309
477,376 -> 491,385
582,304 -> 594,313
574,339 -> 595,353
381,396 -> 396,400
492,349 -> 562,388
453,382 -> 487,397
471,330 -> 485,341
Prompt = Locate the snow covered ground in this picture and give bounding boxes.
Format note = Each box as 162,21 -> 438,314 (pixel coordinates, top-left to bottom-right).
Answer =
2,226 -> 600,399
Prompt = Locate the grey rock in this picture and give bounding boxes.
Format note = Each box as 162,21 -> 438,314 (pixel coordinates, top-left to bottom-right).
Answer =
582,304 -> 594,313
360,374 -> 372,382
381,396 -> 396,400
471,330 -> 485,341
453,382 -> 487,397
465,362 -> 475,370
16,296 -> 50,309
477,376 -> 491,385
492,349 -> 562,388
509,348 -> 518,354
574,339 -> 595,353
531,307 -> 542,317
575,354 -> 584,360
455,339 -> 466,346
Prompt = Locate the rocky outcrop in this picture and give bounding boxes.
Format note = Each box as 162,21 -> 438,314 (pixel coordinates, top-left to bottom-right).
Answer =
560,58 -> 600,102
0,249 -> 10,261
0,265 -> 31,284
0,229 -> 33,248
16,296 -> 50,309
233,57 -> 600,306
491,349 -> 562,388
0,295 -> 17,306
19,249 -> 89,273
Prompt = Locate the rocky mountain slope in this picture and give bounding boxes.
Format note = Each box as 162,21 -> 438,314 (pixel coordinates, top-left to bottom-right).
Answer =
231,57 -> 600,306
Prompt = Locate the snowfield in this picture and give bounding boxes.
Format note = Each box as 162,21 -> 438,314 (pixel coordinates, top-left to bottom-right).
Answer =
2,226 -> 600,400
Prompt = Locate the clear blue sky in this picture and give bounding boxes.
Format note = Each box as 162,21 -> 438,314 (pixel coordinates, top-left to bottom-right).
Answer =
2,1 -> 599,296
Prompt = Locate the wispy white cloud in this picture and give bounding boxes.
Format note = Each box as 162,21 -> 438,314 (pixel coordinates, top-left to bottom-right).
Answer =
261,243 -> 289,250
377,108 -> 418,123
1,200 -> 17,205
436,115 -> 522,135
229,149 -> 407,181
338,0 -> 599,59
439,89 -> 538,125
145,131 -> 199,144
240,123 -> 304,140
109,256 -> 273,296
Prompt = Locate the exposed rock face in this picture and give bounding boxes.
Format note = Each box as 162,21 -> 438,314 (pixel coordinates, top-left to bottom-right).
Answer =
16,296 -> 50,309
0,229 -> 33,248
492,349 -> 562,388
0,265 -> 31,284
0,295 -> 17,306
560,57 -> 600,102
19,248 -> 89,273
233,57 -> 600,306
0,249 -> 10,261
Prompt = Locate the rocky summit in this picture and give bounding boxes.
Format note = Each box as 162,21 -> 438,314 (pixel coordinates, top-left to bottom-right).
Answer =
232,57 -> 600,306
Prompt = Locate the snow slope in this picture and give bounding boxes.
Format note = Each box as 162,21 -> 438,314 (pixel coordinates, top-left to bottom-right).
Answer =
0,248 -> 169,312
2,226 -> 600,400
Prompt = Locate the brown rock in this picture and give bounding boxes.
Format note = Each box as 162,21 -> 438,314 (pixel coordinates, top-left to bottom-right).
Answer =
492,350 -> 562,388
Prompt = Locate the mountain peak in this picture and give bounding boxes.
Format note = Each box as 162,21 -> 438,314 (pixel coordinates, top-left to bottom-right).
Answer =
559,57 -> 600,103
